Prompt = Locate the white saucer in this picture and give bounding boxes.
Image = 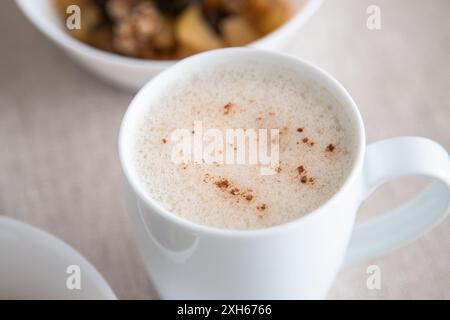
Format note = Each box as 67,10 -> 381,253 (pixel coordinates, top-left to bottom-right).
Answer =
0,217 -> 116,299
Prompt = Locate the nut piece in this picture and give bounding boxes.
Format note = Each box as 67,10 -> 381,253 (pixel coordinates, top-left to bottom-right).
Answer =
134,3 -> 162,37
113,2 -> 170,58
106,0 -> 134,20
113,17 -> 140,56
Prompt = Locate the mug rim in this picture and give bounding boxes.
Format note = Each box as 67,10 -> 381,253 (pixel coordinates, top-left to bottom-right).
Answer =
118,48 -> 366,237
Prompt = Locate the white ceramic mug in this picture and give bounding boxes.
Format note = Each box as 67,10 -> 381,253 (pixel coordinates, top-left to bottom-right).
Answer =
119,48 -> 450,299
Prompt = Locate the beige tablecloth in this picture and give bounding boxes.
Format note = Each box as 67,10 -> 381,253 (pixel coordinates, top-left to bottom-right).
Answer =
1,0 -> 449,299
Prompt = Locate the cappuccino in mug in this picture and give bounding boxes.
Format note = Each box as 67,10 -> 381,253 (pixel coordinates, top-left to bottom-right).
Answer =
133,61 -> 358,229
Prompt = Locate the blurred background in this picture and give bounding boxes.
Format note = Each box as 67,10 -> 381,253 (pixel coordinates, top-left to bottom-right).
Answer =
0,0 -> 449,299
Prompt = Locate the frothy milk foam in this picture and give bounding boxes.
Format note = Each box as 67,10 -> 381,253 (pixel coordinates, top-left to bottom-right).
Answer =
133,61 -> 357,230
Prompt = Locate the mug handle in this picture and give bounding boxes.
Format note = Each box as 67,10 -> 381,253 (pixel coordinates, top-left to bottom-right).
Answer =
344,137 -> 450,265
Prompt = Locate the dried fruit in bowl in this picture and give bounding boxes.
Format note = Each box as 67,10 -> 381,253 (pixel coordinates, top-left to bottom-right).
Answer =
220,16 -> 259,46
246,0 -> 293,34
54,0 -> 294,60
176,4 -> 224,53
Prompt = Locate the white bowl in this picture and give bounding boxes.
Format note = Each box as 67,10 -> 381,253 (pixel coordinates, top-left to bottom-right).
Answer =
15,0 -> 322,91
0,217 -> 116,299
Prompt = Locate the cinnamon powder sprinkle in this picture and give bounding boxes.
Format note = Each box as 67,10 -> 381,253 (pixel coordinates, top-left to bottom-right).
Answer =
211,176 -> 255,202
162,138 -> 167,144
223,102 -> 236,115
297,165 -> 305,174
297,128 -> 304,132
215,178 -> 230,190
229,188 -> 240,195
302,137 -> 315,147
326,144 -> 336,152
257,204 -> 268,211
299,173 -> 316,185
